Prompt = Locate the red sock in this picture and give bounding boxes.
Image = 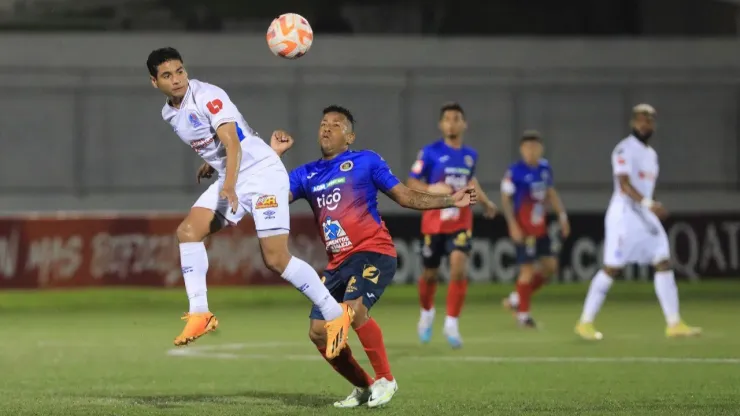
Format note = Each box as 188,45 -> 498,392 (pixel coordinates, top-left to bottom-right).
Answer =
418,278 -> 437,310
355,318 -> 393,381
516,280 -> 533,313
531,273 -> 546,293
318,344 -> 373,388
446,280 -> 468,318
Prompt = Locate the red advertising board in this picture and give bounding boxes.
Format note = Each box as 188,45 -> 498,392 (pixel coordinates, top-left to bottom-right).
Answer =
0,214 -> 327,289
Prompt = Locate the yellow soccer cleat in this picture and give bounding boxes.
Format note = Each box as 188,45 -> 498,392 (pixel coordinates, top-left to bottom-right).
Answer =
666,321 -> 702,338
324,303 -> 355,359
575,322 -> 603,341
174,312 -> 219,346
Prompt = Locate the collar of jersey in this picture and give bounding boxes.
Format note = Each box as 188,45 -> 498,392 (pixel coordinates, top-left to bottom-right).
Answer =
165,83 -> 193,110
317,149 -> 350,165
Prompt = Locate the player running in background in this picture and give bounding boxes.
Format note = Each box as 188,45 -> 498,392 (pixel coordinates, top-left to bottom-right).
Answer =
148,47 -> 352,358
407,102 -> 497,349
500,131 -> 569,328
575,104 -> 701,340
270,105 -> 476,408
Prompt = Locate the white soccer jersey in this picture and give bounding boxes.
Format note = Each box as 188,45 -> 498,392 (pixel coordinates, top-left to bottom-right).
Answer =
162,79 -> 277,176
603,134 -> 668,266
608,135 -> 659,209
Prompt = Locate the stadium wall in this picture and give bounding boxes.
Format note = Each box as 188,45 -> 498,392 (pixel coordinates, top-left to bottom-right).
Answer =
1,213 -> 738,288
0,35 -> 739,213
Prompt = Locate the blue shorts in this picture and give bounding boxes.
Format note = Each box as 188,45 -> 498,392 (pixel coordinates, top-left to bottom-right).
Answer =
516,235 -> 553,264
421,229 -> 472,269
309,252 -> 397,320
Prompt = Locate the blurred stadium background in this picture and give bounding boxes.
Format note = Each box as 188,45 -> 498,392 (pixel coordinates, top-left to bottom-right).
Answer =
1,1 -> 739,415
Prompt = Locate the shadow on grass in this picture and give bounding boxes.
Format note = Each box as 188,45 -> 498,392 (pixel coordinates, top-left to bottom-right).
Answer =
112,390 -> 330,409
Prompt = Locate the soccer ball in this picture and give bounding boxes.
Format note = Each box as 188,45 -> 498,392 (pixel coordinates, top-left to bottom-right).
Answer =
266,13 -> 313,59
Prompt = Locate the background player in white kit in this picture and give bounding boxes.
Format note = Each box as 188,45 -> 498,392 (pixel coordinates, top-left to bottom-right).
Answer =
575,104 -> 701,340
147,47 -> 353,358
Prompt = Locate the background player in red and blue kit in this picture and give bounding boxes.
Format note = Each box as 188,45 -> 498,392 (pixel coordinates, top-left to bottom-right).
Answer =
406,102 -> 497,349
271,105 -> 476,408
500,131 -> 570,328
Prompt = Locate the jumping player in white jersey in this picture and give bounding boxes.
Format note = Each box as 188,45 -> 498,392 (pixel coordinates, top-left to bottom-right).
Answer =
575,104 -> 701,340
147,47 -> 353,358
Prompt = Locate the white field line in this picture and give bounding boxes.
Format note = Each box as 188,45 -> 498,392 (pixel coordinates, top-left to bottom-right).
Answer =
166,342 -> 740,364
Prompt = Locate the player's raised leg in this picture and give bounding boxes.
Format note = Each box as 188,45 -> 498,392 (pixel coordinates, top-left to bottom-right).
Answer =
258,232 -> 352,358
444,233 -> 471,348
173,206 -> 223,346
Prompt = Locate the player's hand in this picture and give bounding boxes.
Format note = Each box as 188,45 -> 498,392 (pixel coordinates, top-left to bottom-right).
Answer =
270,129 -> 294,156
508,222 -> 524,243
427,182 -> 453,195
651,201 -> 669,220
559,215 -> 571,238
482,201 -> 497,219
196,163 -> 215,184
219,185 -> 239,214
451,186 -> 477,208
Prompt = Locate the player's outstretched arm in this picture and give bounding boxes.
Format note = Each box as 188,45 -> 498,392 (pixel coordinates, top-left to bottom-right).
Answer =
385,183 -> 476,210
406,177 -> 428,191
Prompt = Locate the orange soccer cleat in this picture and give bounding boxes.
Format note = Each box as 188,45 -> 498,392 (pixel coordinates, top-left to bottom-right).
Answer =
324,303 -> 355,359
173,312 -> 219,346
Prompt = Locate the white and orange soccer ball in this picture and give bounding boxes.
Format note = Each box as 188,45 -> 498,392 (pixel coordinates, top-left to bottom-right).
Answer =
266,13 -> 313,59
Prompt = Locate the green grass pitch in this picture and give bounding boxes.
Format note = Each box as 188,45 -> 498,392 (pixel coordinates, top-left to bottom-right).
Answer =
1,281 -> 739,415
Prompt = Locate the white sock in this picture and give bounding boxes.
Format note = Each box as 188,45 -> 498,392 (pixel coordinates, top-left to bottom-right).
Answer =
179,242 -> 209,313
444,316 -> 458,330
579,270 -> 614,323
281,256 -> 343,321
654,270 -> 681,326
419,307 -> 435,327
517,312 -> 530,322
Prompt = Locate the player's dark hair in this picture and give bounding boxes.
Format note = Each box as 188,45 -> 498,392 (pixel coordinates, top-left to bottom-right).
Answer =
147,47 -> 183,77
439,102 -> 465,119
323,105 -> 355,130
521,130 -> 542,142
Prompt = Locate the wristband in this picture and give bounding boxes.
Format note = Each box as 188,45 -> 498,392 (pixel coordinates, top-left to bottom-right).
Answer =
641,198 -> 654,209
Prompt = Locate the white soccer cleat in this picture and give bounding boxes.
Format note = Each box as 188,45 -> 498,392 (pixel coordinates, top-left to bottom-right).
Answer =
367,377 -> 398,408
443,325 -> 463,349
417,308 -> 435,344
333,386 -> 371,408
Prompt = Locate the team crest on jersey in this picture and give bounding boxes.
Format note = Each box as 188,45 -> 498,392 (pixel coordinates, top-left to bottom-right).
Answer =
464,155 -> 474,168
340,161 -> 354,172
188,113 -> 202,128
255,195 -> 278,209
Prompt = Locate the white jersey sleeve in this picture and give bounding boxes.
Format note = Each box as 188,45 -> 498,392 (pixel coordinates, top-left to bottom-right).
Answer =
611,142 -> 632,176
192,84 -> 241,131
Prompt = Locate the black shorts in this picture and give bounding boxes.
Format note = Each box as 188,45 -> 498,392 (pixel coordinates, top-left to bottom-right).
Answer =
309,252 -> 397,320
516,235 -> 554,264
421,229 -> 472,269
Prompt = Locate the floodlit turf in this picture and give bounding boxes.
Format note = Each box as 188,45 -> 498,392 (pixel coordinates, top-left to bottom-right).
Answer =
1,282 -> 739,415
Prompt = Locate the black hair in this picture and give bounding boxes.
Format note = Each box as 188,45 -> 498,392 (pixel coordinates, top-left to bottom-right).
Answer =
146,47 -> 183,77
323,105 -> 355,130
439,102 -> 465,119
520,129 -> 542,143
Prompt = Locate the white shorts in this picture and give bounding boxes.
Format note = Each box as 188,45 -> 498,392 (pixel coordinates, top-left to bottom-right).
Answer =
603,204 -> 670,267
193,161 -> 291,238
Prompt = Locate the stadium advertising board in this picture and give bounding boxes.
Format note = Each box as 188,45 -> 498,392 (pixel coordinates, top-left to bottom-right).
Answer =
0,213 -> 738,288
